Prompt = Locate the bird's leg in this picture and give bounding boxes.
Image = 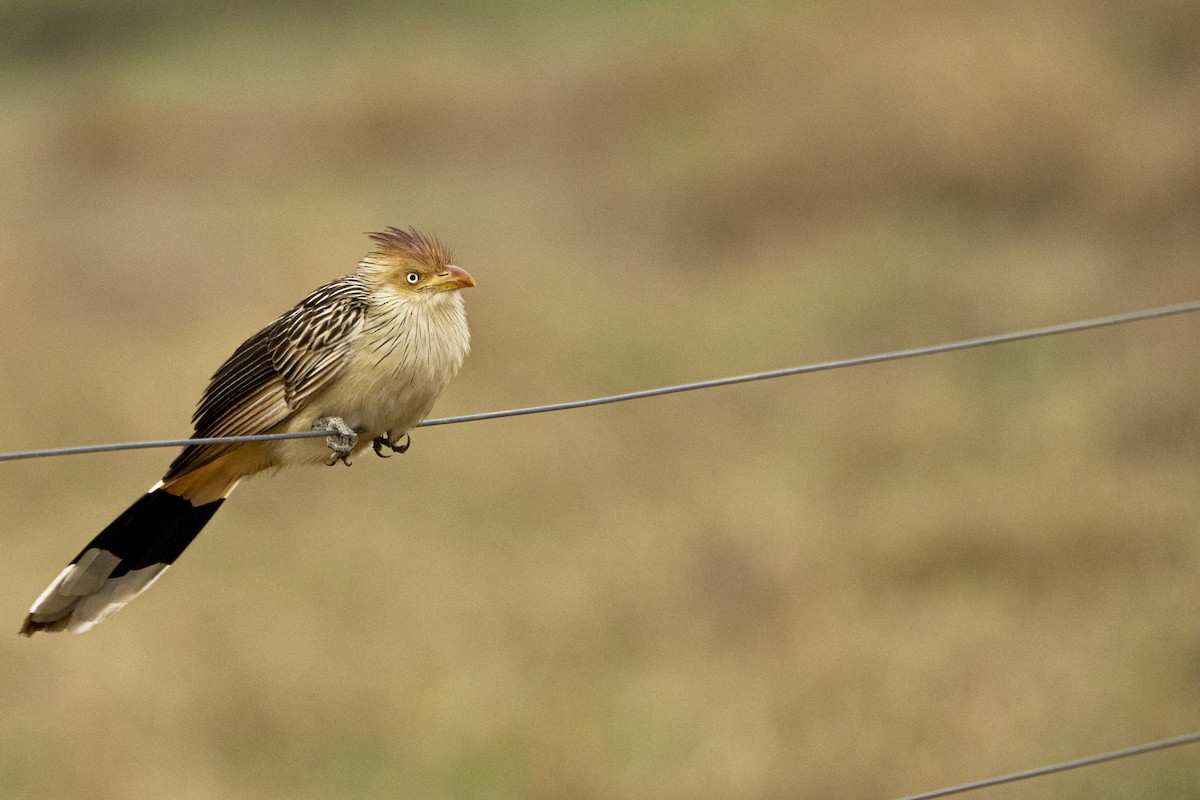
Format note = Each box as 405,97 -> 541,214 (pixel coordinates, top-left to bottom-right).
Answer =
372,431 -> 411,458
312,417 -> 358,466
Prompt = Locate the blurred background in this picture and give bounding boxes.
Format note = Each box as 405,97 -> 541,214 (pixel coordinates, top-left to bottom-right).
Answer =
3,1 -> 1200,797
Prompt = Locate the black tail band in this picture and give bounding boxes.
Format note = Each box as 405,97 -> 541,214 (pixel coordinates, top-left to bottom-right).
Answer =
74,490 -> 225,577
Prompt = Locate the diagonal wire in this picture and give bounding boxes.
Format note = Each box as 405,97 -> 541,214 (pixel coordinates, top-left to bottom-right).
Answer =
895,730 -> 1200,800
2,299 -> 1199,464
418,299 -> 1200,427
0,430 -> 337,463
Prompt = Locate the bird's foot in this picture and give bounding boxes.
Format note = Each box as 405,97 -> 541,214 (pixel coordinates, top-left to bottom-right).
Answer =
372,432 -> 411,458
313,417 -> 358,466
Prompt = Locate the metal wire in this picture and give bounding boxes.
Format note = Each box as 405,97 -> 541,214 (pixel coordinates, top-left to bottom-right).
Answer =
895,730 -> 1200,800
0,430 -> 338,463
4,300 -> 1200,791
2,298 -> 1199,464
419,299 -> 1200,427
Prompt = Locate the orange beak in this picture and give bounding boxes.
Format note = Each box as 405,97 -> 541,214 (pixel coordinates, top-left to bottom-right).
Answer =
431,264 -> 476,292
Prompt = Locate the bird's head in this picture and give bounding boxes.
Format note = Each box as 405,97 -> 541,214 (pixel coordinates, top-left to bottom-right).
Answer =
364,227 -> 476,296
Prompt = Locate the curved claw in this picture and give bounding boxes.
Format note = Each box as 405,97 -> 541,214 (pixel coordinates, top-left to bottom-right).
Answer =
372,432 -> 411,458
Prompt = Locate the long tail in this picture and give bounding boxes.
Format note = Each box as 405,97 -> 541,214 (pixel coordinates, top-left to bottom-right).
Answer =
20,465 -> 239,636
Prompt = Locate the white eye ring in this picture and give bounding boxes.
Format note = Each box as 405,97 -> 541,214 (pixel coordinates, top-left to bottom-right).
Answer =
405,272 -> 420,285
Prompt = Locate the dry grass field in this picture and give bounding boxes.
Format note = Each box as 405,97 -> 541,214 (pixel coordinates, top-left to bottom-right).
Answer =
2,1 -> 1200,798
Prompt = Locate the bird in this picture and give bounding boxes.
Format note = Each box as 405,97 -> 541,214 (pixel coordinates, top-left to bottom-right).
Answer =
20,227 -> 475,635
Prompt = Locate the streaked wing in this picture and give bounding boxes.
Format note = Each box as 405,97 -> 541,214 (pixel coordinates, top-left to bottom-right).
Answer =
165,276 -> 370,478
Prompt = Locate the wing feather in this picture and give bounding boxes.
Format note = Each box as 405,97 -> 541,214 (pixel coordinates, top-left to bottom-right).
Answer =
165,275 -> 370,478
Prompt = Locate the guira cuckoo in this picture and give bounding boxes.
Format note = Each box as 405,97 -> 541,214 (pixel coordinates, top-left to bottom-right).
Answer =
20,227 -> 474,635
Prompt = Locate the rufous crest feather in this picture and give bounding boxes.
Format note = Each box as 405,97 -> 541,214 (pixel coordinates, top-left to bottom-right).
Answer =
367,227 -> 454,270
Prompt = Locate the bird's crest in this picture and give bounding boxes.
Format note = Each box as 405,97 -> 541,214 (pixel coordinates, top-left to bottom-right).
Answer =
367,227 -> 454,270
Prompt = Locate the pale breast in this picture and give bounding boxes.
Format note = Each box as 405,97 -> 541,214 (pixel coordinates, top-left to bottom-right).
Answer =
311,289 -> 470,436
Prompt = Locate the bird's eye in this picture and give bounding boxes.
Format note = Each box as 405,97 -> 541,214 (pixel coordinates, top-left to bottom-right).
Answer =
405,272 -> 420,285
